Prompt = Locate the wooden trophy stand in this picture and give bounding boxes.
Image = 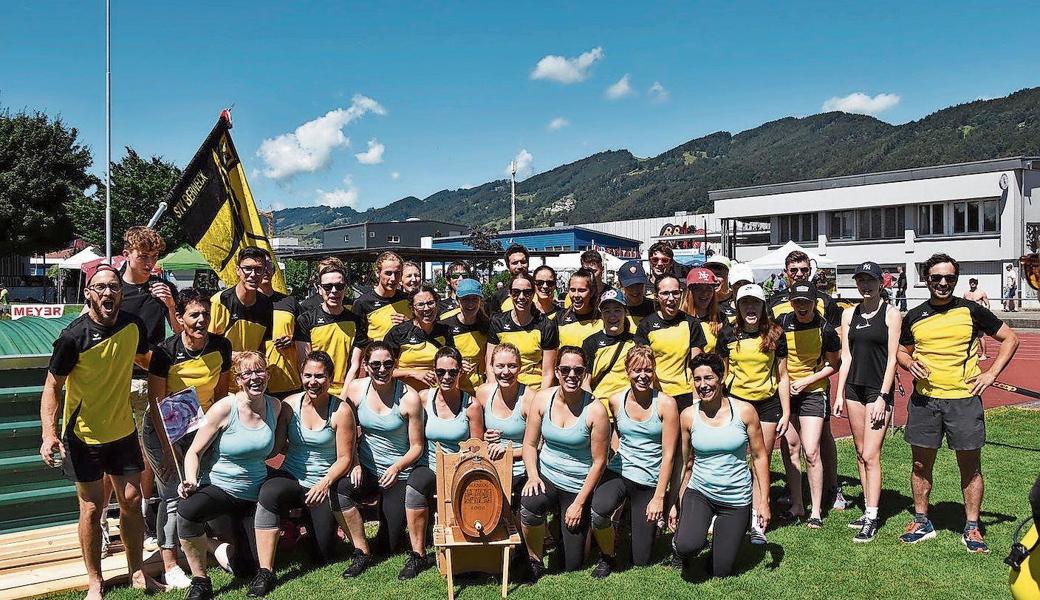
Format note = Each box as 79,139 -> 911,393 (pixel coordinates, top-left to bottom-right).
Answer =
433,438 -> 521,600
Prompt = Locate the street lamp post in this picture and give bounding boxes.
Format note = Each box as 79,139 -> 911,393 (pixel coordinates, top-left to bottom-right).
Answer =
510,160 -> 517,232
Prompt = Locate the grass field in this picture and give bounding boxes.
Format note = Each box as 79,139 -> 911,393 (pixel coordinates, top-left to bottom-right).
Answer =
48,407 -> 1039,600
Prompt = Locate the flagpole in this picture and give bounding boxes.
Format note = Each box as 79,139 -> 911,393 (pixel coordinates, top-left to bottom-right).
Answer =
510,160 -> 517,231
104,0 -> 112,261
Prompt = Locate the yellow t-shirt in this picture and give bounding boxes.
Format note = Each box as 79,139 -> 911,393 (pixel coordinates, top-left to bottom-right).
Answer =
352,289 -> 412,342
488,311 -> 560,388
634,311 -> 708,398
716,326 -> 788,402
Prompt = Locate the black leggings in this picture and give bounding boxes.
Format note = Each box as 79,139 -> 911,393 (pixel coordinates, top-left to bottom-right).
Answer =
674,488 -> 750,577
255,471 -> 339,564
331,468 -> 409,553
178,484 -> 259,576
591,471 -> 660,566
520,477 -> 590,572
405,465 -> 437,509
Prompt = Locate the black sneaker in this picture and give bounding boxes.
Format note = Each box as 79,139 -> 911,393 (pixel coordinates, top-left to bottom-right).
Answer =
246,569 -> 276,597
591,555 -> 615,579
185,577 -> 213,600
527,558 -> 545,583
853,518 -> 879,543
669,551 -> 684,569
848,515 -> 868,530
398,551 -> 431,580
342,549 -> 374,578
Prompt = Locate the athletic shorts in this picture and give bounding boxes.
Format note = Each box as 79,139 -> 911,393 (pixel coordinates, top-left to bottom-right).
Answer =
792,391 -> 828,419
62,431 -> 145,483
845,383 -> 891,407
749,394 -> 783,423
904,393 -> 985,451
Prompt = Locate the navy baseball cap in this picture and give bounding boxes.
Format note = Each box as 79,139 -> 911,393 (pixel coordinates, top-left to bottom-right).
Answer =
598,288 -> 628,308
853,261 -> 882,280
618,260 -> 648,287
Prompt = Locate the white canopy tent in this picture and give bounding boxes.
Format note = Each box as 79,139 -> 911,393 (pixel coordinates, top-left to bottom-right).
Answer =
57,247 -> 103,270
542,252 -> 628,285
744,241 -> 837,282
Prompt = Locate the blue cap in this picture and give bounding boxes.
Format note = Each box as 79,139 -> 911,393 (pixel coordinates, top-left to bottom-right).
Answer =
598,288 -> 628,308
618,260 -> 648,287
456,278 -> 482,298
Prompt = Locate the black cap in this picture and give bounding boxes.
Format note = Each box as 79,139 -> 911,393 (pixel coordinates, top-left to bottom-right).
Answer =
853,261 -> 882,280
789,281 -> 816,302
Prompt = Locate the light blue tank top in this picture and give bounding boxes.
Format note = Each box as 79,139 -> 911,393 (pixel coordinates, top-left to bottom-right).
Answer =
358,380 -> 413,480
283,396 -> 339,489
688,397 -> 753,506
538,390 -> 594,493
206,395 -> 277,501
608,390 -> 663,487
423,388 -> 472,466
483,383 -> 527,477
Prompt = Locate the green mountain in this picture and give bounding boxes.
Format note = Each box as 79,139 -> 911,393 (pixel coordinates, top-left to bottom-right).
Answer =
275,87 -> 1040,244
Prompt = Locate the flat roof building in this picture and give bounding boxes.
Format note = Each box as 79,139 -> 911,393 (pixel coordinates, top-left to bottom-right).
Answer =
710,156 -> 1040,307
432,225 -> 641,258
322,219 -> 468,250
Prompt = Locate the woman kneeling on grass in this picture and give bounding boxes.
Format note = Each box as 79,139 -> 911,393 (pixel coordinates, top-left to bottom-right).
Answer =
248,351 -> 357,597
520,346 -> 611,580
673,353 -> 771,578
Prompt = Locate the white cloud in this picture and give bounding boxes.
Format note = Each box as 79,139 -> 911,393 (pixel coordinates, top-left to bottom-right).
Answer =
547,117 -> 570,131
605,74 -> 634,100
822,92 -> 900,116
316,176 -> 360,208
506,149 -> 534,180
648,81 -> 669,103
390,171 -> 400,180
530,47 -> 604,84
354,138 -> 385,165
257,94 -> 386,179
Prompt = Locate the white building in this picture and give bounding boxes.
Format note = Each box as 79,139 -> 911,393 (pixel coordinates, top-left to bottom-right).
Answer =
578,212 -> 768,261
711,157 -> 1040,307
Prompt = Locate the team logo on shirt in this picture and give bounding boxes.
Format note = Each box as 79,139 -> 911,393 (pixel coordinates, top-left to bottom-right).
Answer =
651,322 -> 663,329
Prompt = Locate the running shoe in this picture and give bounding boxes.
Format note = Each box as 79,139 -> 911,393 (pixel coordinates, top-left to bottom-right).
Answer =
341,549 -> 374,578
831,488 -> 852,511
853,518 -> 879,543
848,515 -> 869,530
899,518 -> 937,544
247,568 -> 276,598
143,535 -> 159,552
669,550 -> 684,569
164,566 -> 193,590
398,551 -> 431,580
527,558 -> 545,582
806,517 -> 824,529
749,528 -> 768,545
185,577 -> 213,600
591,555 -> 615,579
962,526 -> 990,554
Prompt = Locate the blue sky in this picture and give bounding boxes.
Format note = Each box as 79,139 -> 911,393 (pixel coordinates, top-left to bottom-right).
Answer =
3,1 -> 1037,213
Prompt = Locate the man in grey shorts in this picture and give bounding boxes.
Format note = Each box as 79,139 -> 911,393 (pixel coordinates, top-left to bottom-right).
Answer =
896,253 -> 1019,553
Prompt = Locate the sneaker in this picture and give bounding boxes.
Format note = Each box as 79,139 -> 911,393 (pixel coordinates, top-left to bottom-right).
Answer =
962,526 -> 990,554
214,543 -> 235,575
848,515 -> 869,530
899,518 -> 937,544
669,551 -> 684,569
749,528 -> 767,545
247,569 -> 276,597
591,555 -> 615,579
164,566 -> 193,590
527,558 -> 545,583
185,577 -> 213,600
398,551 -> 431,580
853,518 -> 879,543
831,488 -> 852,511
806,517 -> 824,529
143,536 -> 159,552
341,549 -> 374,578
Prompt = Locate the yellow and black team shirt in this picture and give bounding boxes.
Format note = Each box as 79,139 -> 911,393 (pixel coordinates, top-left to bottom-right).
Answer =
534,301 -> 563,321
440,314 -> 490,394
385,320 -> 455,374
768,290 -> 842,328
634,311 -> 708,398
295,307 -> 369,397
718,298 -> 737,324
49,312 -> 148,445
716,325 -> 788,402
488,287 -> 514,314
209,287 -> 274,352
554,307 -> 603,349
265,292 -> 302,395
697,309 -> 729,354
626,299 -> 655,333
149,333 -> 232,412
488,311 -> 560,388
352,289 -> 412,342
777,312 -> 839,394
900,297 -> 1003,399
582,330 -> 636,409
438,297 -> 461,321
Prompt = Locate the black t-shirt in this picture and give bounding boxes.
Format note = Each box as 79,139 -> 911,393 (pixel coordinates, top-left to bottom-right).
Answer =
118,274 -> 176,344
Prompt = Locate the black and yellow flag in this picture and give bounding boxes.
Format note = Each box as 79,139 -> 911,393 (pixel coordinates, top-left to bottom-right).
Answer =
165,111 -> 286,292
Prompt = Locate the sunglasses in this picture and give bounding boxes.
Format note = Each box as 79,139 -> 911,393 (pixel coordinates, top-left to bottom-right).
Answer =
449,272 -> 467,279
650,257 -> 671,264
557,366 -> 586,377
320,282 -> 346,292
658,290 -> 682,297
788,267 -> 811,274
535,279 -> 556,287
413,300 -> 438,309
928,274 -> 958,284
239,266 -> 264,275
367,360 -> 395,371
510,289 -> 534,297
435,368 -> 460,378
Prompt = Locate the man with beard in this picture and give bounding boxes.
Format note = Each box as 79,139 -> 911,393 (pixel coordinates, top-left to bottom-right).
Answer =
489,244 -> 530,314
40,265 -> 158,599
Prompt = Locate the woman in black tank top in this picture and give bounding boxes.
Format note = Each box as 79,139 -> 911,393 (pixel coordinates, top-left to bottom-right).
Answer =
834,262 -> 903,542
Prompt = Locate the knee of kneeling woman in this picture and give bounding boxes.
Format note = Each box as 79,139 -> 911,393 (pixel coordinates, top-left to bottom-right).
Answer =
176,514 -> 207,540
590,509 -> 613,531
254,502 -> 281,531
404,484 -> 429,511
519,502 -> 546,527
673,532 -> 705,558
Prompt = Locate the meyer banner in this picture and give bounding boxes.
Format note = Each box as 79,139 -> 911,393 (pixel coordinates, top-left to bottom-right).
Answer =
164,111 -> 286,293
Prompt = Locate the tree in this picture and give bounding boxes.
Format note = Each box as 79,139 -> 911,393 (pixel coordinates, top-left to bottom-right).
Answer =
0,109 -> 95,255
464,225 -> 503,279
282,259 -> 310,299
68,148 -> 186,254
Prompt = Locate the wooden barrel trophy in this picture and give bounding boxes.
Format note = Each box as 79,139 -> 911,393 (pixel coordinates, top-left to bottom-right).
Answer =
433,438 -> 521,600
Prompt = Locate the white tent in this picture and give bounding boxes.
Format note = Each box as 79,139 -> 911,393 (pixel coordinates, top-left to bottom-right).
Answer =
57,247 -> 103,270
745,241 -> 837,282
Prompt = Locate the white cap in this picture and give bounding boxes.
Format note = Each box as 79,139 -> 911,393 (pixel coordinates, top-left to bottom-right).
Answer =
728,263 -> 754,287
704,254 -> 731,270
735,283 -> 766,304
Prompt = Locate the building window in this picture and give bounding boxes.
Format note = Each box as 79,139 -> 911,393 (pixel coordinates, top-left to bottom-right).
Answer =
369,231 -> 375,238
917,203 -> 944,236
857,207 -> 903,240
776,213 -> 817,243
387,235 -> 400,243
343,235 -> 350,242
829,210 -> 854,240
953,199 -> 999,234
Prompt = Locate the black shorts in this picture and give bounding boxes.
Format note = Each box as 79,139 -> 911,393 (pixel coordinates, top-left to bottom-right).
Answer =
905,394 -> 986,451
845,383 -> 891,406
749,394 -> 783,423
792,391 -> 829,419
62,431 -> 144,483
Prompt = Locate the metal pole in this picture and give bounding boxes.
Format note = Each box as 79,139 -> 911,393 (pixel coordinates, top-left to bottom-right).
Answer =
510,160 -> 517,231
104,0 -> 112,261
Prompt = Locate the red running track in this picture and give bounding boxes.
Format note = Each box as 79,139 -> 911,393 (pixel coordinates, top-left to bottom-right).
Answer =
825,330 -> 1040,439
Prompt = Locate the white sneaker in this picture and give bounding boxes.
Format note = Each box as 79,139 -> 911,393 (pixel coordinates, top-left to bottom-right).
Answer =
214,543 -> 235,575
144,536 -> 159,552
831,488 -> 852,511
164,565 -> 193,589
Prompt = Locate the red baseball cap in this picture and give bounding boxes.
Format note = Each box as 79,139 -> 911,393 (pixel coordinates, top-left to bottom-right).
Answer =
686,267 -> 718,286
